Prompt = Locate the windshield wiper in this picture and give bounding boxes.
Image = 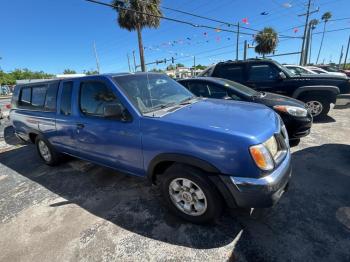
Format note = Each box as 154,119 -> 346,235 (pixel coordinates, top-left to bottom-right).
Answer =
149,102 -> 177,112
179,96 -> 196,105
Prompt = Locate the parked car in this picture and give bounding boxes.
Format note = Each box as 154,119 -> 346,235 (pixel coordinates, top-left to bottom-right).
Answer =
316,65 -> 348,77
10,73 -> 291,223
284,65 -> 316,75
339,69 -> 350,77
178,77 -> 312,146
0,104 -> 11,119
305,66 -> 348,77
200,59 -> 350,119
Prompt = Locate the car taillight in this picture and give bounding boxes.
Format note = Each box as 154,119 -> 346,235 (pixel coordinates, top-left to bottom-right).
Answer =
5,104 -> 11,109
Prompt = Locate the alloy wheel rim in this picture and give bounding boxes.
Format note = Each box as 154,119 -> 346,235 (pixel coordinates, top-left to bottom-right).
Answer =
38,140 -> 51,162
305,101 -> 323,117
168,178 -> 207,216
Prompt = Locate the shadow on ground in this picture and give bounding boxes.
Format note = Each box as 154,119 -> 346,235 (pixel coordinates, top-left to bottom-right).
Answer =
231,143 -> 350,262
3,126 -> 26,145
313,115 -> 336,124
1,128 -> 350,260
0,127 -> 242,249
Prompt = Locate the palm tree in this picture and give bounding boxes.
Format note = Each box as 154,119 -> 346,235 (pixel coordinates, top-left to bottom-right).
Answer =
112,0 -> 162,72
308,19 -> 319,64
254,27 -> 279,58
316,12 -> 332,64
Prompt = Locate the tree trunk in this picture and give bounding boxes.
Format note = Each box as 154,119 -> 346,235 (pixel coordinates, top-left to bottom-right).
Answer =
136,25 -> 146,72
316,22 -> 327,64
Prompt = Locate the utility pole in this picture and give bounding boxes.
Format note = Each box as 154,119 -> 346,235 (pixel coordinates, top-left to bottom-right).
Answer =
343,35 -> 350,69
243,40 -> 248,60
236,22 -> 240,61
309,31 -> 313,64
93,41 -> 101,74
127,53 -> 131,72
304,25 -> 312,65
338,45 -> 344,67
193,56 -> 196,77
132,50 -> 137,72
298,0 -> 319,65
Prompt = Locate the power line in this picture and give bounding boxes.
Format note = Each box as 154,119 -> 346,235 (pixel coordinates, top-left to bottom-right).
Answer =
85,0 -> 301,39
85,0 -> 248,35
313,27 -> 350,35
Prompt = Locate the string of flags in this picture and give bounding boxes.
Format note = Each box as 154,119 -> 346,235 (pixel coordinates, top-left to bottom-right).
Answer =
143,3 -> 297,54
143,31 -> 243,53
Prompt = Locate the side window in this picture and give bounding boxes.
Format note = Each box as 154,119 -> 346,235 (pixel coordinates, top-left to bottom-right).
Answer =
31,86 -> 47,108
187,82 -> 210,97
20,87 -> 32,105
44,83 -> 59,112
214,65 -> 244,82
249,64 -> 280,81
207,83 -> 228,99
79,81 -> 121,118
60,82 -> 73,116
199,66 -> 213,77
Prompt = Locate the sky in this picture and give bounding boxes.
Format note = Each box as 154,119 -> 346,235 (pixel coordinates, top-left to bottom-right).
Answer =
1,0 -> 350,74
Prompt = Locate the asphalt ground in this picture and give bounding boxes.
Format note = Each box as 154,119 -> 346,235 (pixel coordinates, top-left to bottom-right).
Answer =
0,107 -> 349,262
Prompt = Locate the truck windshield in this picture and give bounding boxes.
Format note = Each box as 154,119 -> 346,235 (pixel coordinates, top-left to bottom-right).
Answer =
113,74 -> 194,114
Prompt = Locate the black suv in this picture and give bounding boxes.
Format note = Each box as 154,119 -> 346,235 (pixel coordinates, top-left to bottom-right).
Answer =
200,59 -> 350,119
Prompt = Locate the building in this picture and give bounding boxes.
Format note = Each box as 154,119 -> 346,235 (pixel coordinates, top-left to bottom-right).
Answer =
165,67 -> 203,79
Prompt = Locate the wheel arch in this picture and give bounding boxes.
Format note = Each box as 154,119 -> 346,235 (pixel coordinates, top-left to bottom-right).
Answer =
292,85 -> 339,103
28,130 -> 41,144
147,153 -> 221,184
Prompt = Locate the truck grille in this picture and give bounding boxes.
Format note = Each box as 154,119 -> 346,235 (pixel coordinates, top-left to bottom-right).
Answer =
273,121 -> 289,166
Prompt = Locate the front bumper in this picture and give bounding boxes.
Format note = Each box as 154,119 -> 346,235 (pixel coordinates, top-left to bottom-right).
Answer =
220,152 -> 292,208
281,113 -> 313,140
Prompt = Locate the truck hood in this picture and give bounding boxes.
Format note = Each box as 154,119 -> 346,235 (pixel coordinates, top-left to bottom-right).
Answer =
290,73 -> 348,80
160,99 -> 280,143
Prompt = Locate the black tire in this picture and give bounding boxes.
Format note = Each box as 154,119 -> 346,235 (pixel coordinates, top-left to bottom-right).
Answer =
289,138 -> 300,147
160,163 -> 223,224
300,94 -> 330,120
35,135 -> 61,166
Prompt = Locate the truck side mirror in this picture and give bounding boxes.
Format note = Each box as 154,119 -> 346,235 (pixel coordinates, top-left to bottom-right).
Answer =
278,72 -> 287,80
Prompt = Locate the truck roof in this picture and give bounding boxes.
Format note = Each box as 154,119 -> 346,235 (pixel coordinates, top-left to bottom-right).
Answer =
15,72 -> 166,87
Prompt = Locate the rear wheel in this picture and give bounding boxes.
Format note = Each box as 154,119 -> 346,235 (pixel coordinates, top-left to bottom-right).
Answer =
35,135 -> 61,166
301,95 -> 330,120
160,164 -> 223,224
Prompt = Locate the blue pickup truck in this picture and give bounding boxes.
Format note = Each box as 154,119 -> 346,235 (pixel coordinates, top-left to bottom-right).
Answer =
10,73 -> 292,223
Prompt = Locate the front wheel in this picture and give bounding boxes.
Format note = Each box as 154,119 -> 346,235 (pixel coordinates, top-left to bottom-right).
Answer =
160,164 -> 223,224
301,95 -> 330,120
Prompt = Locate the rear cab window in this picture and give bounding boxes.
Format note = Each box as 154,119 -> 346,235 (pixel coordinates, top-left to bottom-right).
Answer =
248,63 -> 280,81
213,64 -> 245,82
15,81 -> 59,112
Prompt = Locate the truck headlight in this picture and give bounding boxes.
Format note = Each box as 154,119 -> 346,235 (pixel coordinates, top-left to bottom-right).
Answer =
274,105 -> 307,117
250,136 -> 278,171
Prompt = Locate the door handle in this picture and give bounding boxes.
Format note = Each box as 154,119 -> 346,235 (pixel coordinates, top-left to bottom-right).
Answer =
76,123 -> 85,129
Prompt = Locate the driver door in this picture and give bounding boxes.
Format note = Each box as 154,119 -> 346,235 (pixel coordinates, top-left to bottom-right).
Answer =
75,79 -> 143,175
